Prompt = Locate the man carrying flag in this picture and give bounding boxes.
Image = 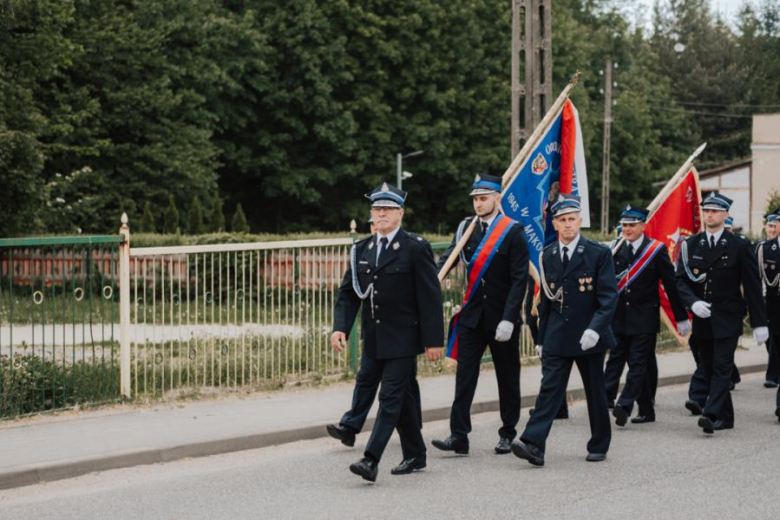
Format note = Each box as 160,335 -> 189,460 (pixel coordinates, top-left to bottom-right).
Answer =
609,205 -> 690,426
432,173 -> 529,456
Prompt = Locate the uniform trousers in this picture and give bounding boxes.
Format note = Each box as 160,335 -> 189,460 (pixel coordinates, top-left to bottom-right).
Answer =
364,356 -> 425,462
450,319 -> 521,441
521,351 -> 611,454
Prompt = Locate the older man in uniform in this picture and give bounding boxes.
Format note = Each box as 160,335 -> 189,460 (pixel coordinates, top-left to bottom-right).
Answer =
511,194 -> 617,467
675,192 -> 768,434
326,213 -> 388,448
332,183 -> 443,481
432,173 -> 529,455
609,205 -> 690,426
757,212 -> 780,420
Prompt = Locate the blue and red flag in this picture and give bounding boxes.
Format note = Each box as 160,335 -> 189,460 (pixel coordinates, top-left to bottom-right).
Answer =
446,215 -> 516,359
500,100 -> 590,280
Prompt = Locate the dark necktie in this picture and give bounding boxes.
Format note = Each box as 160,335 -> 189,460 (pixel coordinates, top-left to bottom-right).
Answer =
710,235 -> 716,250
628,244 -> 635,260
481,221 -> 488,235
378,237 -> 388,260
562,246 -> 569,269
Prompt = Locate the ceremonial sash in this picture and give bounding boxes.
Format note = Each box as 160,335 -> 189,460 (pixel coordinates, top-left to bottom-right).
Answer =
616,239 -> 664,294
446,215 -> 516,359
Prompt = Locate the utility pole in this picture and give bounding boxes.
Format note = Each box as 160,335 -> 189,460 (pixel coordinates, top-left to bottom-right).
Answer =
600,57 -> 613,234
512,0 -> 552,159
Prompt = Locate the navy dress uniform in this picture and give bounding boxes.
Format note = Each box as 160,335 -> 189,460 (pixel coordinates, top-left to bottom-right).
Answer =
512,195 -> 618,466
608,206 -> 689,426
432,173 -> 529,455
333,183 -> 444,481
675,193 -> 768,433
756,218 -> 780,420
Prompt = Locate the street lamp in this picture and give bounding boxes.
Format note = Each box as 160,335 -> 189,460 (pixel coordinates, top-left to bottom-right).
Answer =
396,150 -> 424,189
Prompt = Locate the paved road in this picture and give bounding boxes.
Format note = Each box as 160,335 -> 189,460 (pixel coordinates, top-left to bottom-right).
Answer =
2,374 -> 778,520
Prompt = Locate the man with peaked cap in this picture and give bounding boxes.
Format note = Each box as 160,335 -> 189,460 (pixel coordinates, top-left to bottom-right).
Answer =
512,194 -> 617,467
325,212 -> 386,448
607,205 -> 689,426
756,211 -> 780,421
331,182 -> 444,482
759,210 -> 780,389
432,173 -> 529,456
675,192 -> 768,434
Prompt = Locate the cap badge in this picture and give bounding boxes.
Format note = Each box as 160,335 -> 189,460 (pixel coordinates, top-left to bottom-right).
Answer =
381,182 -> 390,192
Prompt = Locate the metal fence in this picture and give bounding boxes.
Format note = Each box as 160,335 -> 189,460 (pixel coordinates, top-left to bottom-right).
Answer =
0,220 -> 685,415
0,236 -> 126,417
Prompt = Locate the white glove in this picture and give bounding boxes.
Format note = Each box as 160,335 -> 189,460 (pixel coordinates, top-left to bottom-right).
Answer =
580,329 -> 600,351
535,345 -> 543,358
691,301 -> 712,319
676,320 -> 691,337
754,326 -> 769,345
495,320 -> 514,342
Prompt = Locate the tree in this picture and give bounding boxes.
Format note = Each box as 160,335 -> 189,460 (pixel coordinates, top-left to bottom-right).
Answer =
188,196 -> 205,235
139,201 -> 157,233
231,203 -> 250,233
208,193 -> 225,233
163,195 -> 180,234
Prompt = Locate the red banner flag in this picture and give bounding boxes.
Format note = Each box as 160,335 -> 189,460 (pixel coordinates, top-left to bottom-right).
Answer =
643,169 -> 702,340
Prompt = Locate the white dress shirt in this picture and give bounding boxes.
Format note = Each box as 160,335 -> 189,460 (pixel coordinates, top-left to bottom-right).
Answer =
376,226 -> 400,262
559,234 -> 581,262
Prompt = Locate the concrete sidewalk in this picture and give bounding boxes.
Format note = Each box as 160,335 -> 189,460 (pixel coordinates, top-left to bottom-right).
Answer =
0,338 -> 770,490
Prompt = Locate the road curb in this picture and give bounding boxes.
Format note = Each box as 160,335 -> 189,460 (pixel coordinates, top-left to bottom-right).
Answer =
0,363 -> 767,491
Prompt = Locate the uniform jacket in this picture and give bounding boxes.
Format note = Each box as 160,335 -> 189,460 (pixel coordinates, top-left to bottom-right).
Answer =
757,237 -> 780,336
333,228 -> 444,360
436,216 -> 529,331
537,237 -> 618,357
611,236 -> 688,335
675,230 -> 767,339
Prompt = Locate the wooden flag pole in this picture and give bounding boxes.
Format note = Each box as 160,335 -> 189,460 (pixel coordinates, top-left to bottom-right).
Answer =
437,71 -> 582,282
611,143 -> 707,255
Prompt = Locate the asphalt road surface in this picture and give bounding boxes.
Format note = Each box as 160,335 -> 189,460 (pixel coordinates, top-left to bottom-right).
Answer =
2,374 -> 779,520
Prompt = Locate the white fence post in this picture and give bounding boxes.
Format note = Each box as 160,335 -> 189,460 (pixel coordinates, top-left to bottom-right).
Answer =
119,213 -> 132,399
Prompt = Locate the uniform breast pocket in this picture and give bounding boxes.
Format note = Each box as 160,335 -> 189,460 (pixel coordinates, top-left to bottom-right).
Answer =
714,255 -> 736,270
387,264 -> 411,275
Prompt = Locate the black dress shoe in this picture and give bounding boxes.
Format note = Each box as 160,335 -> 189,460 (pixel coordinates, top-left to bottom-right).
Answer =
713,420 -> 734,431
528,407 -> 535,417
698,416 -> 715,434
510,441 -> 544,467
685,400 -> 703,416
764,380 -> 779,388
431,435 -> 469,455
729,382 -> 736,391
586,452 -> 607,462
327,424 -> 356,447
555,407 -> 569,420
391,455 -> 426,475
349,457 -> 378,482
607,399 -> 615,410
495,437 -> 512,454
631,415 -> 656,424
612,404 -> 629,427
775,407 -> 780,422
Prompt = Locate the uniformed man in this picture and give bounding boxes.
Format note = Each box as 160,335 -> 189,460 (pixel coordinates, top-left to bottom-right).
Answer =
759,210 -> 779,389
512,194 -> 617,467
331,183 -> 444,482
675,192 -> 768,434
608,205 -> 690,426
432,173 -> 529,455
326,213 -> 386,447
757,212 -> 780,420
